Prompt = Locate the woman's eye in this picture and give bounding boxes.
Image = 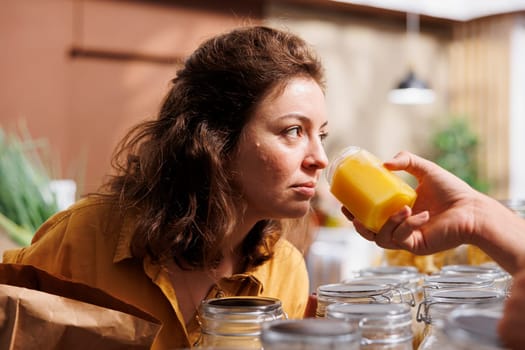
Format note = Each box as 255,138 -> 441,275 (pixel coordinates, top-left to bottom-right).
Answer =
319,132 -> 329,143
284,126 -> 302,138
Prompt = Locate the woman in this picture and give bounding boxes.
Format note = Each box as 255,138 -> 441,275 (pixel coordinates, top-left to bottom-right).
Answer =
3,26 -> 329,349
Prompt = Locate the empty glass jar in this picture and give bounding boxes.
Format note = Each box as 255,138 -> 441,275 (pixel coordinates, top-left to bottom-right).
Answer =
196,296 -> 285,349
326,302 -> 413,349
416,288 -> 506,350
442,305 -> 506,350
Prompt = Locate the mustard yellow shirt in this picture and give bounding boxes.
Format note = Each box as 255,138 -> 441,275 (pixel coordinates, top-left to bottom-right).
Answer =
2,197 -> 309,349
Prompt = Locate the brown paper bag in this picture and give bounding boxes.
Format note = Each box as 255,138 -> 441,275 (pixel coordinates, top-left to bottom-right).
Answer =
0,264 -> 161,349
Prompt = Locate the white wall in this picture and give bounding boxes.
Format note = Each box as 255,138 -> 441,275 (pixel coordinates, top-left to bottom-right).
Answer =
509,15 -> 525,201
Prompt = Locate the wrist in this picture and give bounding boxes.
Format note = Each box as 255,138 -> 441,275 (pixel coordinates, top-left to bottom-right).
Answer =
472,194 -> 525,274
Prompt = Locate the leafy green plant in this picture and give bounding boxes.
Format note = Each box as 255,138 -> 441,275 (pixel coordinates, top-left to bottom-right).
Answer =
431,117 -> 490,193
0,126 -> 59,246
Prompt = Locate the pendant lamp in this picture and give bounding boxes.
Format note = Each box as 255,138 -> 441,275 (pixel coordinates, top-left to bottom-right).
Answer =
388,12 -> 435,105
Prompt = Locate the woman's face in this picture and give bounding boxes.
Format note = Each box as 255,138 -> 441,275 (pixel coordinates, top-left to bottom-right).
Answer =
232,76 -> 329,222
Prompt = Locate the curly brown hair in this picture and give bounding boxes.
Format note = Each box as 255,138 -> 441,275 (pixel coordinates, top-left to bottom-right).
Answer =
100,25 -> 325,269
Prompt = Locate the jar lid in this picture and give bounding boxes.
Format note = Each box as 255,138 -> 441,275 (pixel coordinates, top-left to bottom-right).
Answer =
343,276 -> 405,287
358,266 -> 423,283
318,282 -> 392,297
261,319 -> 360,345
359,266 -> 419,276
424,274 -> 494,288
200,296 -> 282,317
429,289 -> 505,303
440,264 -> 506,277
326,302 -> 411,319
443,307 -> 504,348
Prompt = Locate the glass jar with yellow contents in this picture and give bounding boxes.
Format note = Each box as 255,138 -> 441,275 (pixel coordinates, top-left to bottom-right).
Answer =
326,146 -> 416,233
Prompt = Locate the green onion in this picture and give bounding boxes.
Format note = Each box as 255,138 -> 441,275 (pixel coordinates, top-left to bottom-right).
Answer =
0,125 -> 59,246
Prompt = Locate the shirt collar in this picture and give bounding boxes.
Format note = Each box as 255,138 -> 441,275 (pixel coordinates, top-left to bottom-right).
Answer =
113,207 -> 137,263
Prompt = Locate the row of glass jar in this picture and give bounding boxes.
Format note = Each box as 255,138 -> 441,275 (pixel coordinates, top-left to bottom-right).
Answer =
194,264 -> 512,349
316,264 -> 511,350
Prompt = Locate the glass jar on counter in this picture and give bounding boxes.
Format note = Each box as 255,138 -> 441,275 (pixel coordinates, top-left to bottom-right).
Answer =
343,272 -> 423,348
316,281 -> 412,318
441,306 -> 506,350
440,264 -> 512,294
416,288 -> 506,350
196,296 -> 285,349
326,302 -> 413,349
261,318 -> 361,350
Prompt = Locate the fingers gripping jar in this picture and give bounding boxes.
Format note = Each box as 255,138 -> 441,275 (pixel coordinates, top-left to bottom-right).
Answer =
416,289 -> 506,350
196,296 -> 285,349
326,302 -> 413,350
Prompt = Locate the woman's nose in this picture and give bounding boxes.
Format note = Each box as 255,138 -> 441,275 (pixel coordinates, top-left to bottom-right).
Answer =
304,139 -> 328,170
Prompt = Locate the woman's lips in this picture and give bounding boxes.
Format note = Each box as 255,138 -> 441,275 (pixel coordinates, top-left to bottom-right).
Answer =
292,182 -> 316,197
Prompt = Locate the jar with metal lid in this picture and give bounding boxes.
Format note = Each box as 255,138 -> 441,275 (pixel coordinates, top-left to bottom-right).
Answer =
357,266 -> 425,301
416,288 -> 506,350
316,281 -> 412,318
342,276 -> 416,306
326,302 -> 413,349
440,264 -> 512,294
196,296 -> 285,349
442,306 -> 506,350
261,318 -> 361,350
422,274 -> 495,298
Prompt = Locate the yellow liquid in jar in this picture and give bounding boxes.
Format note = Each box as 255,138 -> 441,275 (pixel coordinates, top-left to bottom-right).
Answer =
329,148 -> 416,232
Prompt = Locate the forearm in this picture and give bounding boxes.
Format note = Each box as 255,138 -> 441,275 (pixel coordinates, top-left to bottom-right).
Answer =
471,194 -> 525,275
